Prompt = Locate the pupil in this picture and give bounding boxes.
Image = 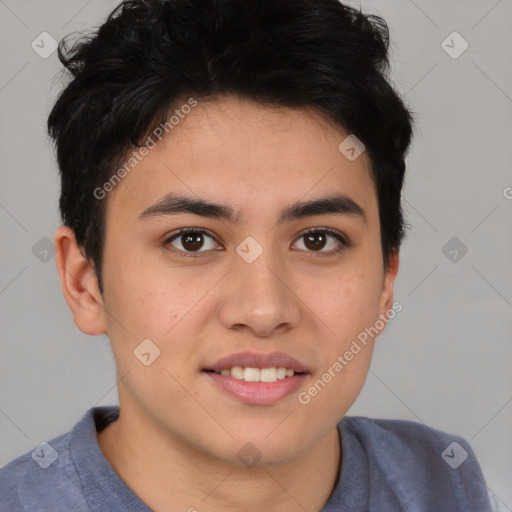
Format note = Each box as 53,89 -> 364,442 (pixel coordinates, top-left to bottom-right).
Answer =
305,233 -> 326,251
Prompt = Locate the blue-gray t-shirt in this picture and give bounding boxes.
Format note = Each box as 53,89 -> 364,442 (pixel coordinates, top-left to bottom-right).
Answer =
0,406 -> 492,511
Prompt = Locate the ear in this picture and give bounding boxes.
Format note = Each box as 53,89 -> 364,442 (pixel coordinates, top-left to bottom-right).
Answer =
377,249 -> 399,322
54,225 -> 107,335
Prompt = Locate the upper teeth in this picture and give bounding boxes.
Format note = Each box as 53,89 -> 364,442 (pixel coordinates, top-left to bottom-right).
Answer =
218,366 -> 296,382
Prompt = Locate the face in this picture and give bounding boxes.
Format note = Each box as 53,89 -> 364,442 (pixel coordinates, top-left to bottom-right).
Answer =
81,95 -> 397,465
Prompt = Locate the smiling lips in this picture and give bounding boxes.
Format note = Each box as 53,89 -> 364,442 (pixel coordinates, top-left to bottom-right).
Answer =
202,351 -> 310,405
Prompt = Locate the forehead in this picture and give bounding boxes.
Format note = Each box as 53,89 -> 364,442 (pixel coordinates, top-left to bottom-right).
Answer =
107,95 -> 377,223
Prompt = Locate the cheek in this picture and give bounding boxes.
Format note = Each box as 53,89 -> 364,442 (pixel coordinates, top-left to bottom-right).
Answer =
107,271 -> 187,339
299,281 -> 378,416
308,267 -> 383,341
102,246 -> 219,366
302,261 -> 382,411
100,246 -> 166,343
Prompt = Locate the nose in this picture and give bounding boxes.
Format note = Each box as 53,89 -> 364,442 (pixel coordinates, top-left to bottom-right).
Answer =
217,248 -> 301,338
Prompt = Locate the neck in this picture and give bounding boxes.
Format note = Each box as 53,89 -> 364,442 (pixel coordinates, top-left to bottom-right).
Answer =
97,404 -> 342,512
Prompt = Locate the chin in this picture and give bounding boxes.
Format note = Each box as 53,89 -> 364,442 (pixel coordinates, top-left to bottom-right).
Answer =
210,433 -> 305,468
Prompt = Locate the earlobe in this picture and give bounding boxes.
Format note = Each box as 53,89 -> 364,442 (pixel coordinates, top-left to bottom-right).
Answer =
379,249 -> 400,318
54,225 -> 107,335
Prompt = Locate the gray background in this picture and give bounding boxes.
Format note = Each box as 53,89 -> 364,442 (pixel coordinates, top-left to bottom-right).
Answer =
1,1 -> 511,510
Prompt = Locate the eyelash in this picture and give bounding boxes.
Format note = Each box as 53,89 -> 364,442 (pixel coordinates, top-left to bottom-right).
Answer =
162,227 -> 350,258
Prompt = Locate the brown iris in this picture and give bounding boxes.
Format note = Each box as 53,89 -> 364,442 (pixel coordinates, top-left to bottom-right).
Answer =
181,232 -> 205,251
303,232 -> 327,251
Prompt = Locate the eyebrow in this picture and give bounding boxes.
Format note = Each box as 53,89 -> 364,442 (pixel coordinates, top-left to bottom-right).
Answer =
138,192 -> 367,225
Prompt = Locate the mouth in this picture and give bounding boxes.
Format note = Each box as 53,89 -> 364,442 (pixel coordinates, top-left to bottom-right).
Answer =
202,351 -> 310,405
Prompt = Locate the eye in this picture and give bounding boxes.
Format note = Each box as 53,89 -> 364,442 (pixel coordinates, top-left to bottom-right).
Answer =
163,228 -> 220,257
292,228 -> 349,255
163,227 -> 349,258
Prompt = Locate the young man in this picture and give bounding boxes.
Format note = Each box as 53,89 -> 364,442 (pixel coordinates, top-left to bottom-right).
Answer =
0,0 -> 493,510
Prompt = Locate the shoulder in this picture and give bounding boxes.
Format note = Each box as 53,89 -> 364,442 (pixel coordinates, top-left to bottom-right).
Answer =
0,409 -> 98,512
342,415 -> 468,457
340,415 -> 493,511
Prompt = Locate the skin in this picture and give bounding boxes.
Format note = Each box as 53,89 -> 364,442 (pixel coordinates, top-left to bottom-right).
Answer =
54,95 -> 399,512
